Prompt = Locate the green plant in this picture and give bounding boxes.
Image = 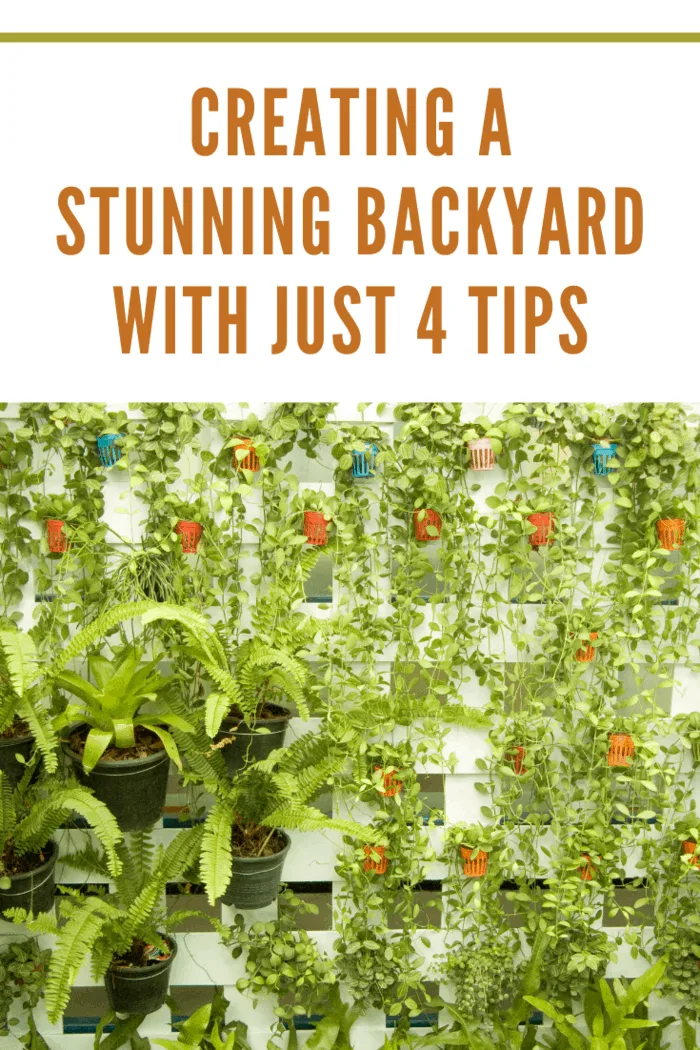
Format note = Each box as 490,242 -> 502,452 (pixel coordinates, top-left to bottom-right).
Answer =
13,826 -> 207,1023
154,989 -> 251,1050
525,958 -> 668,1050
54,641 -> 194,770
196,731 -> 383,904
225,890 -> 335,1018
0,938 -> 51,1042
0,768 -> 123,890
0,630 -> 60,771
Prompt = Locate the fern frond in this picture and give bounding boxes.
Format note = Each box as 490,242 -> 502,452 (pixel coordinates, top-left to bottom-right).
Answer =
260,804 -> 381,844
205,692 -> 233,738
4,908 -> 60,934
161,824 -> 205,881
0,630 -> 38,696
201,803 -> 234,905
43,895 -> 120,1022
50,601 -> 160,672
17,697 -> 59,773
59,846 -> 112,881
15,788 -> 122,876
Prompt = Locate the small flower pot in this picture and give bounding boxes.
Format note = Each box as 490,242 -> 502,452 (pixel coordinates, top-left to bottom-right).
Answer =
413,509 -> 442,542
175,520 -> 202,554
681,840 -> 699,867
375,766 -> 402,797
105,936 -> 176,1016
506,745 -> 527,776
304,511 -> 329,546
351,443 -> 379,479
692,740 -> 700,764
607,733 -> 635,768
63,728 -> 170,832
222,831 -> 291,909
657,518 -> 685,551
460,847 -> 488,877
97,433 -> 123,468
591,442 -> 618,476
575,632 -> 599,663
233,439 -> 260,473
0,841 -> 57,916
214,705 -> 291,776
468,437 -> 495,472
46,519 -> 69,554
527,513 -> 555,547
363,844 -> 388,874
578,853 -> 596,881
0,726 -> 35,789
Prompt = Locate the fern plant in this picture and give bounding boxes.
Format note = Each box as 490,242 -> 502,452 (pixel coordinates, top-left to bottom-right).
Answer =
195,729 -> 384,904
11,826 -> 208,1023
0,768 -> 123,889
0,630 -> 60,772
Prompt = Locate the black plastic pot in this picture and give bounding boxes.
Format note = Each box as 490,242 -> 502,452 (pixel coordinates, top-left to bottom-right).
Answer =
63,727 -> 170,832
0,728 -> 35,788
0,840 -> 57,916
222,830 -> 291,910
215,705 -> 290,776
105,936 -> 177,1015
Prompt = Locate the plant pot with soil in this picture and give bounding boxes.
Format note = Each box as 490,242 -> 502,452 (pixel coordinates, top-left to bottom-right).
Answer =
105,936 -> 177,1015
363,844 -> 388,874
96,433 -> 124,468
55,640 -> 194,831
468,437 -> 496,472
413,508 -> 442,541
0,719 -> 36,788
233,438 -> 260,473
214,702 -> 291,777
175,520 -> 203,554
607,732 -> 635,768
657,518 -> 686,551
222,826 -> 292,910
574,632 -> 599,663
33,495 -> 76,556
527,512 -> 555,548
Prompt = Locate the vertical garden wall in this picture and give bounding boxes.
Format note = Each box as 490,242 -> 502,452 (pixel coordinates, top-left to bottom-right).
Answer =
1,401 -> 700,1050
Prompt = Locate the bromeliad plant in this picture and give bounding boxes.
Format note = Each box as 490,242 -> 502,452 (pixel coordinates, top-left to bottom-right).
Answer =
13,826 -> 206,1024
53,642 -> 193,771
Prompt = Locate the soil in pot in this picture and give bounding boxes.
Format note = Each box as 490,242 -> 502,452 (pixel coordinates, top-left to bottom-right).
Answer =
214,702 -> 290,776
0,840 -> 57,915
223,827 -> 291,910
64,725 -> 170,832
105,935 -> 176,1016
0,719 -> 35,788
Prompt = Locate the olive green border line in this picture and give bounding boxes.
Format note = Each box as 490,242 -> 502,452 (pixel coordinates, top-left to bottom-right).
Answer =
2,32 -> 700,43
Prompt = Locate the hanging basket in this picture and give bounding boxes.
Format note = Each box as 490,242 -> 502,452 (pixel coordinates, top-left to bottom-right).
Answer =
681,840 -> 699,868
468,437 -> 495,472
352,443 -> 379,479
591,442 -> 618,477
46,518 -> 69,554
375,766 -> 402,797
460,847 -> 488,878
575,632 -> 599,663
363,844 -> 388,874
175,520 -> 202,554
506,745 -> 527,776
413,509 -> 442,542
527,513 -> 555,547
304,510 -> 329,546
657,518 -> 685,551
97,433 -> 123,467
608,733 -> 635,768
233,439 -> 260,473
578,853 -> 596,881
